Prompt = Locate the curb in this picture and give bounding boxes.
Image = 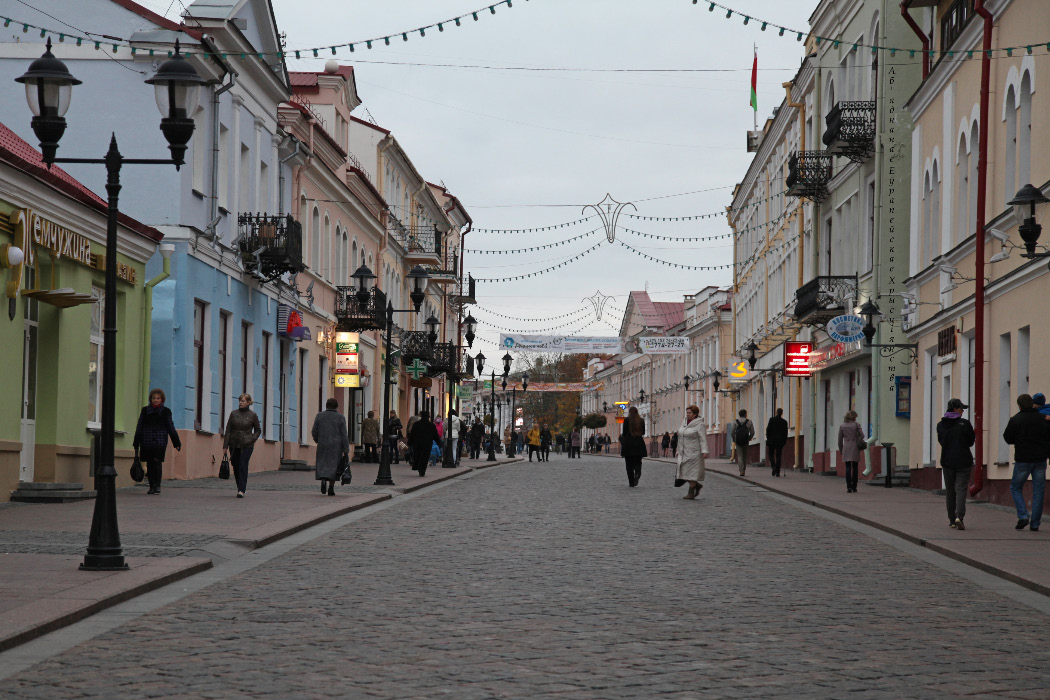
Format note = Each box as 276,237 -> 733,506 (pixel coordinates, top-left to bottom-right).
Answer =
226,493 -> 393,550
0,558 -> 212,654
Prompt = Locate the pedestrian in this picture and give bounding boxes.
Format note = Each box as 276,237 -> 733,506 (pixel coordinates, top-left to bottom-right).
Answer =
677,404 -> 708,499
435,416 -> 444,442
556,432 -> 565,455
540,424 -> 552,462
132,388 -> 181,495
312,398 -> 349,496
588,434 -> 597,454
503,424 -> 512,456
360,410 -> 380,463
837,410 -> 866,493
1003,393 -> 1050,532
470,418 -> 485,459
661,432 -> 671,457
527,422 -> 541,462
447,409 -> 462,466
670,431 -> 678,458
571,428 -> 582,458
620,406 -> 647,487
223,393 -> 262,498
408,410 -> 439,476
1034,393 -> 1050,420
604,434 -> 612,453
732,409 -> 755,476
936,398 -> 975,530
388,410 -> 404,464
766,408 -> 788,477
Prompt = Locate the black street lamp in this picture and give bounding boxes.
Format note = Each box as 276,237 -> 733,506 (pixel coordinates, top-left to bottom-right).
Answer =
603,401 -> 608,413
1009,184 -> 1050,259
747,341 -> 760,370
16,38 -> 204,571
463,313 -> 477,348
859,299 -> 918,363
375,265 -> 430,486
485,370 -> 498,461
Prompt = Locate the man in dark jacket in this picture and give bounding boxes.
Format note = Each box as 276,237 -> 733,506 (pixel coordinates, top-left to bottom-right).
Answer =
765,408 -> 789,477
1003,393 -> 1050,531
469,419 -> 485,460
937,398 -> 976,530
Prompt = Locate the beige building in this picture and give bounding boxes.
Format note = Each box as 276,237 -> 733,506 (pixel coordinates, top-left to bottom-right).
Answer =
903,0 -> 1050,506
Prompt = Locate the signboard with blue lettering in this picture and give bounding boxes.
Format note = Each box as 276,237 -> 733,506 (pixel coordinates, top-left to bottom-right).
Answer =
826,314 -> 866,344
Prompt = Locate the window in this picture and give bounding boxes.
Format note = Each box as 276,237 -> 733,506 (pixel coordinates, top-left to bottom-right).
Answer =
1018,326 -> 1030,396
969,123 -> 979,236
956,133 -> 970,245
1019,72 -> 1032,189
318,354 -> 326,414
865,181 -> 875,271
88,285 -> 104,426
930,161 -> 941,259
192,107 -> 206,193
193,300 -> 206,431
1005,85 -> 1017,207
940,0 -> 974,53
998,332 -> 1012,464
922,170 -> 934,265
323,215 -> 331,281
219,312 -> 230,433
299,348 -> 308,444
311,206 -> 320,273
241,322 -> 251,396
217,125 -> 229,210
259,161 -> 269,213
261,331 -> 272,440
239,144 -> 251,215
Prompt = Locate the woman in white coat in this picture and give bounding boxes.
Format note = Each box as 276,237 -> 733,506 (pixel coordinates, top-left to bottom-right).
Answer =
677,404 -> 709,500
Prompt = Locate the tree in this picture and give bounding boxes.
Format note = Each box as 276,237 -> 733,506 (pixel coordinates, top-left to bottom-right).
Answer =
573,415 -> 584,430
582,412 -> 607,430
483,414 -> 494,427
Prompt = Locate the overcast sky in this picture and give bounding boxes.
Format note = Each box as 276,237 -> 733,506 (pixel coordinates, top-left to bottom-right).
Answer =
146,0 -> 810,349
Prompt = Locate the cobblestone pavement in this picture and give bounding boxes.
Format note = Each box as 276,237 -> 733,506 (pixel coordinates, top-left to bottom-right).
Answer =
4,455 -> 1050,699
0,531 -> 226,557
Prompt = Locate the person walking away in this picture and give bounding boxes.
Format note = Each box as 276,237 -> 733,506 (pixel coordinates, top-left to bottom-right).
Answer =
571,428 -> 582,458
527,423 -> 541,462
661,432 -> 671,457
470,418 -> 485,459
132,388 -> 181,495
312,398 -> 350,496
677,405 -> 708,499
556,432 -> 565,455
937,398 -> 975,530
224,393 -> 262,498
670,431 -> 678,458
360,410 -> 380,463
837,410 -> 865,493
604,434 -> 612,453
447,409 -> 462,466
387,411 -> 405,464
408,410 -> 440,476
620,406 -> 647,487
732,410 -> 755,476
1003,393 -> 1050,531
503,424 -> 512,456
540,424 -> 552,462
766,408 -> 788,477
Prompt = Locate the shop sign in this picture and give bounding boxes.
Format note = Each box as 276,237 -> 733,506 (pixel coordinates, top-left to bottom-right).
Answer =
784,342 -> 813,377
278,305 -> 311,341
614,400 -> 629,424
16,207 -> 138,285
88,255 -> 137,284
638,336 -> 689,354
727,360 -> 749,384
811,340 -> 864,368
334,332 -> 359,388
826,314 -> 866,344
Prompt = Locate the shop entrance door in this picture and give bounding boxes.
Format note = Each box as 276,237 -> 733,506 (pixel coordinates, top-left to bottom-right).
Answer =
20,321 -> 38,482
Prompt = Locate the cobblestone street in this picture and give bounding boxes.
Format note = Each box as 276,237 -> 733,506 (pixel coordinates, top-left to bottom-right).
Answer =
3,456 -> 1050,699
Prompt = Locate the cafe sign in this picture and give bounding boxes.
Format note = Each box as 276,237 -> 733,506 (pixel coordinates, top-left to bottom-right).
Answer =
17,207 -> 136,284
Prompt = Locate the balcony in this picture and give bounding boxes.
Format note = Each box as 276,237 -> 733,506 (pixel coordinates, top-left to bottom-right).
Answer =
426,341 -> 457,378
823,101 -> 876,163
793,275 -> 858,327
425,244 -> 459,286
238,213 -> 305,282
334,286 -> 387,332
786,151 -> 833,202
389,217 -> 442,267
398,329 -> 434,365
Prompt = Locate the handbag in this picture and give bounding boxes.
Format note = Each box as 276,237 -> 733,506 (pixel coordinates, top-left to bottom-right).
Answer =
130,457 -> 144,483
339,454 -> 353,486
218,452 -> 231,480
856,426 -> 868,450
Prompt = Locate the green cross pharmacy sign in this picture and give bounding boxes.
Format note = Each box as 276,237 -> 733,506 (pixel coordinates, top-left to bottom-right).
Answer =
406,359 -> 429,380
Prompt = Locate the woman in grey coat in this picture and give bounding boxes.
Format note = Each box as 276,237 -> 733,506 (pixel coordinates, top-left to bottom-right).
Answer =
837,410 -> 866,493
312,398 -> 350,496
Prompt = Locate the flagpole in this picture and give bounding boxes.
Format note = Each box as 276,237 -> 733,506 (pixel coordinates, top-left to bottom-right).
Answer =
753,43 -> 758,131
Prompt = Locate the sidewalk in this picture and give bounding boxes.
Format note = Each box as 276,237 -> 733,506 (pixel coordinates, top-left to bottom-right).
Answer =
0,454 -> 520,652
632,453 -> 1050,596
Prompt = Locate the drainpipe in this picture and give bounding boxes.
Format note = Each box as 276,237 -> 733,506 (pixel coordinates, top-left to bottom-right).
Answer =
276,134 -> 301,216
900,1 -> 930,80
784,80 -> 807,471
969,0 -> 994,497
205,47 -> 238,242
141,244 -> 175,401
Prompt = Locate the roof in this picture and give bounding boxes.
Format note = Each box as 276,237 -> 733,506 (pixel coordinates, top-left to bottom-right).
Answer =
349,114 -> 390,135
0,123 -> 162,242
108,0 -> 203,38
631,291 -> 684,331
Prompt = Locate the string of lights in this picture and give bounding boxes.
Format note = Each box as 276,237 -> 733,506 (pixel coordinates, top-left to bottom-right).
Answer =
472,216 -> 597,234
464,228 -> 600,254
474,240 -> 604,283
475,305 -> 592,322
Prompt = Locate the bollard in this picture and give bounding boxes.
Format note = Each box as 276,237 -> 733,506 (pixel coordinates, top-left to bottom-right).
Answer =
882,442 -> 895,488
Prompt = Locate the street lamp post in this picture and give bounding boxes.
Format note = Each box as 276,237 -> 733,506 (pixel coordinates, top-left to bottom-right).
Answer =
441,314 -> 477,467
372,264 -> 430,486
16,39 -> 205,571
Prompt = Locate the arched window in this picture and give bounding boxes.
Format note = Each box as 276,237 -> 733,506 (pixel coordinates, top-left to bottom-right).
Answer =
1019,71 -> 1033,188
352,240 -> 358,272
311,206 -> 320,274
342,231 -> 349,285
323,214 -> 331,281
956,132 -> 969,245
1004,85 -> 1017,206
969,122 -> 979,237
922,170 -> 933,265
930,161 -> 941,259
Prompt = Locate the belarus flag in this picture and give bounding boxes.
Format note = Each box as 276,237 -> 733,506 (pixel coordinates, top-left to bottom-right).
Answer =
750,50 -> 758,113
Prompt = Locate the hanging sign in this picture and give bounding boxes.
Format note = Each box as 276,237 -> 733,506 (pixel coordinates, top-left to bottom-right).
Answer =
278,305 -> 311,341
638,336 -> 690,354
826,314 -> 866,344
500,334 -> 622,353
784,342 -> 813,378
334,332 -> 359,387
727,360 -> 750,385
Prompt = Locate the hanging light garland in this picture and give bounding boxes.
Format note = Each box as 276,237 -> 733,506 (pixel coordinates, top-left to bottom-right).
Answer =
472,216 -> 597,234
464,228 -> 600,254
475,305 -> 592,322
474,240 -> 604,283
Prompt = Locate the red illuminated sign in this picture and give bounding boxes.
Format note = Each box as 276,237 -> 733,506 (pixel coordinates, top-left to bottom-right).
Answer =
784,342 -> 813,377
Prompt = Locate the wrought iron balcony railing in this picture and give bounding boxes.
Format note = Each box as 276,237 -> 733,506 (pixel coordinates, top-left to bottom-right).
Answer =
398,329 -> 434,365
793,275 -> 858,327
334,286 -> 387,332
786,151 -> 833,202
237,213 -> 305,281
389,217 -> 443,261
425,245 -> 459,284
823,101 -> 876,163
426,341 -> 457,377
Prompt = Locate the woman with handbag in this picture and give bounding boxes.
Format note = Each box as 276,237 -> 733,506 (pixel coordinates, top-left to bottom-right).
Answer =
620,406 -> 647,487
408,410 -> 440,476
837,410 -> 866,493
677,405 -> 708,499
312,398 -> 350,496
223,393 -> 262,498
132,388 -> 181,495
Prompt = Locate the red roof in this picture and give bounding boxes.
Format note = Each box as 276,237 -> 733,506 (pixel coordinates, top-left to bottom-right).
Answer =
0,122 -> 162,242
349,114 -> 390,135
108,0 -> 203,38
630,292 -> 684,331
